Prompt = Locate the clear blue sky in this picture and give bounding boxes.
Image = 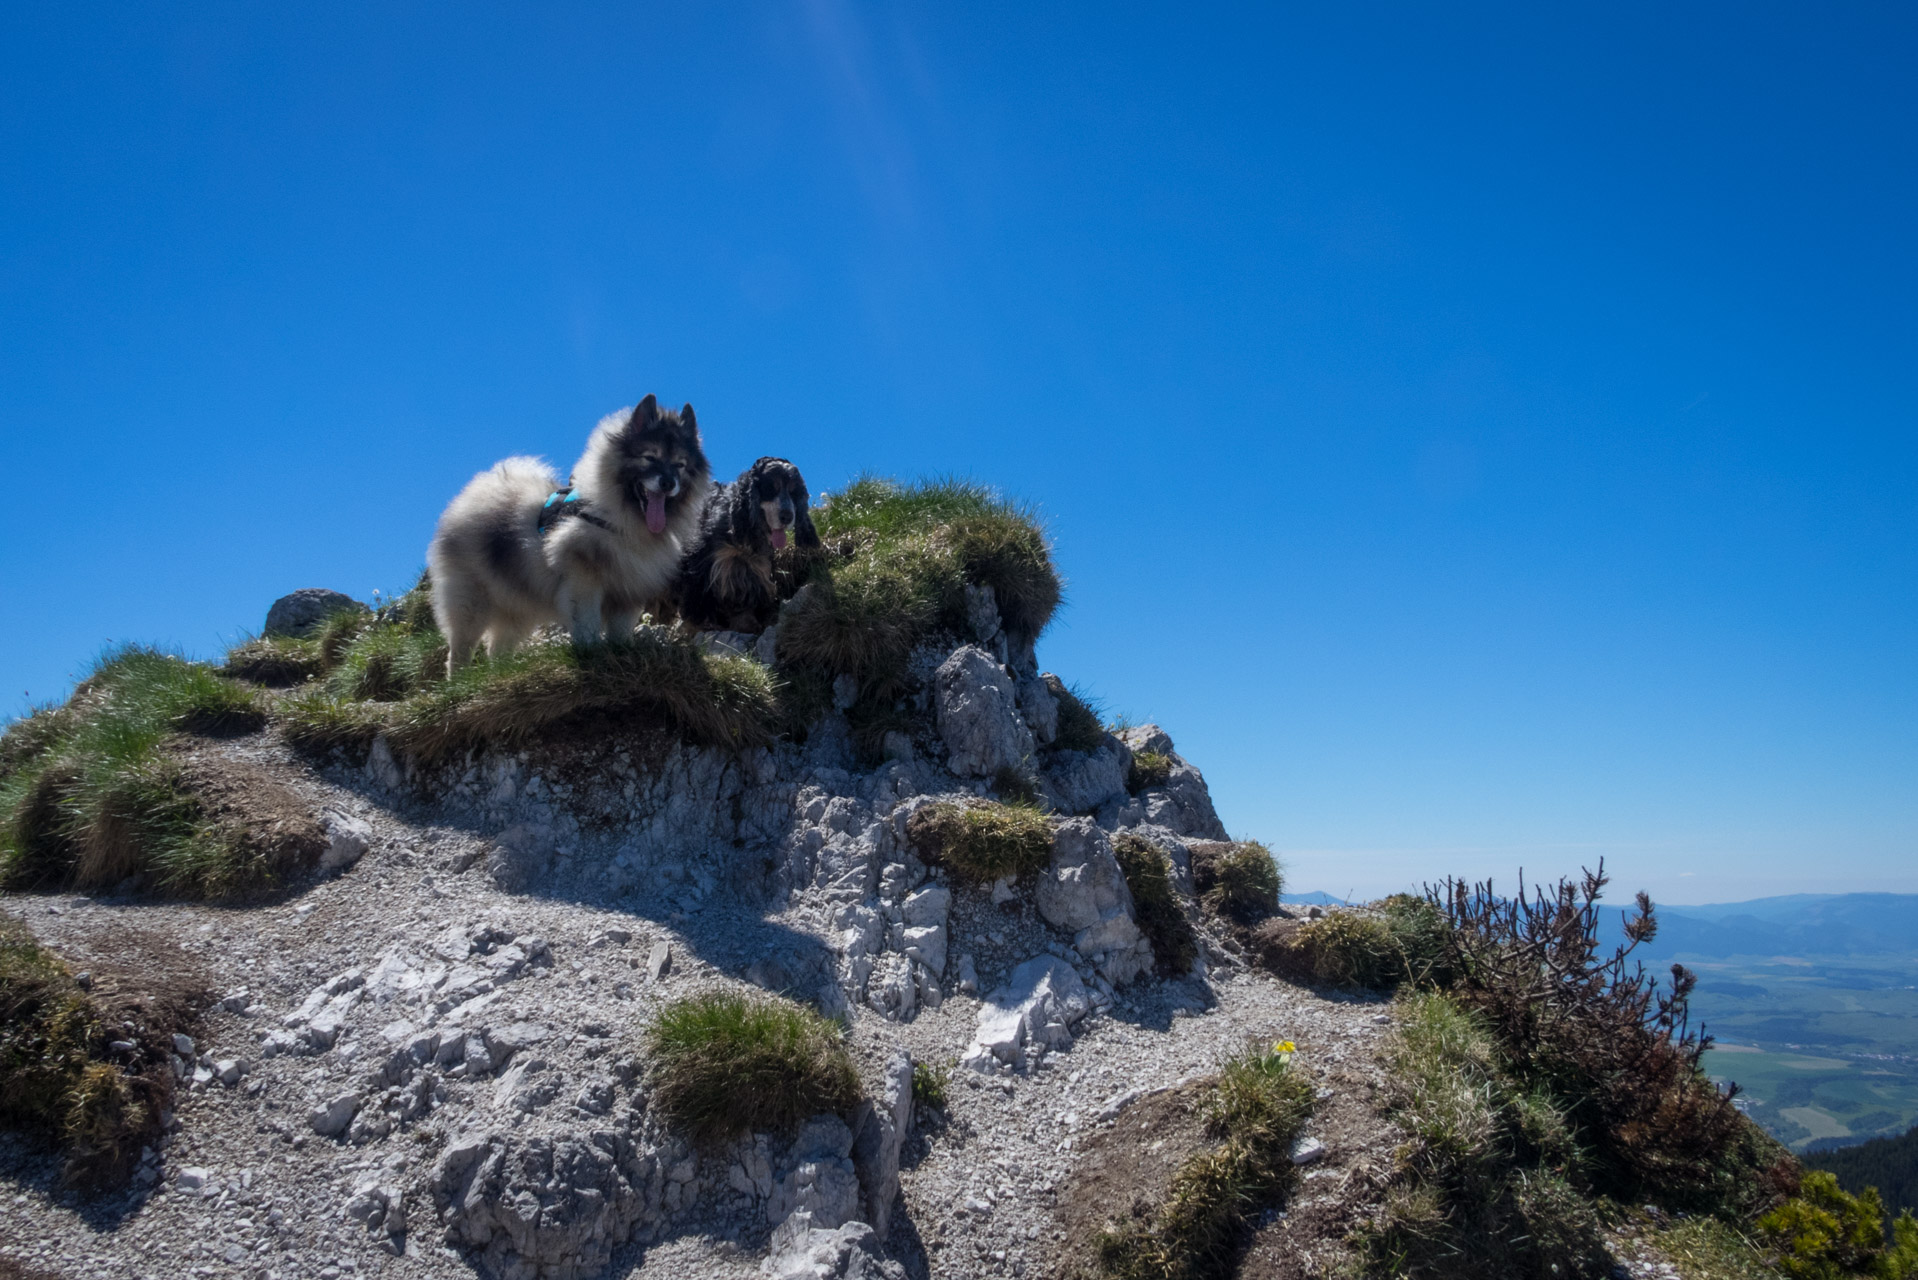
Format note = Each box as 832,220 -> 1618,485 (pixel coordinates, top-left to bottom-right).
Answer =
3,4 -> 1913,904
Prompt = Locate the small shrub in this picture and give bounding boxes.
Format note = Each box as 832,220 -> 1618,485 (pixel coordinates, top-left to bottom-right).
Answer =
646,991 -> 860,1145
1051,679 -> 1107,755
1757,1171 -> 1918,1280
912,1059 -> 952,1112
1430,864 -> 1785,1217
1113,834 -> 1197,977
221,635 -> 326,686
905,800 -> 1053,884
0,917 -> 174,1187
991,765 -> 1041,806
1254,895 -> 1453,991
1128,750 -> 1173,792
1189,841 -> 1280,924
1095,1040 -> 1315,1280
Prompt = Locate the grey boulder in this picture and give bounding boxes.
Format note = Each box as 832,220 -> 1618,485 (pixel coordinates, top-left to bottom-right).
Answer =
934,646 -> 1035,778
264,588 -> 362,638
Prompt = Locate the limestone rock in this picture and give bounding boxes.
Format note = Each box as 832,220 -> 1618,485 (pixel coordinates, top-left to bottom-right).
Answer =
767,1115 -> 860,1231
1035,820 -> 1153,985
851,1050 -> 913,1237
762,1215 -> 902,1280
431,1129 -> 659,1280
961,956 -> 1092,1072
319,810 -> 373,873
934,646 -> 1035,778
1017,677 -> 1060,746
1041,738 -> 1131,815
263,588 -> 361,638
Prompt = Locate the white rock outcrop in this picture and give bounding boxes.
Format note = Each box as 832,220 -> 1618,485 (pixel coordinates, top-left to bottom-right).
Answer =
934,646 -> 1034,778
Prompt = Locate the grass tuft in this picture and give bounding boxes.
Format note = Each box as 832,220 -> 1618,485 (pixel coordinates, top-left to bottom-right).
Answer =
0,648 -> 275,896
1189,841 -> 1281,924
1113,834 -> 1198,977
775,476 -> 1060,695
1253,895 -> 1454,992
905,800 -> 1054,884
645,991 -> 860,1145
1095,1041 -> 1316,1280
1128,750 -> 1173,792
912,1059 -> 952,1112
1358,991 -> 1612,1279
222,635 -> 327,687
1050,678 -> 1107,754
0,916 -> 175,1188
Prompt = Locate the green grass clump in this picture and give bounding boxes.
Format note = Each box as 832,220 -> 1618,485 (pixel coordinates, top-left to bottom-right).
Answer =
1189,840 -> 1281,924
0,648 -> 274,895
283,629 -> 782,764
0,916 -> 169,1188
1113,834 -> 1198,977
1358,991 -> 1612,1280
913,1058 -> 952,1112
1254,895 -> 1454,992
324,621 -> 447,703
1051,679 -> 1107,754
1757,1172 -> 1918,1280
776,477 -> 1060,698
645,991 -> 861,1145
221,635 -> 327,686
1095,1041 -> 1316,1280
1128,750 -> 1173,791
905,800 -> 1054,883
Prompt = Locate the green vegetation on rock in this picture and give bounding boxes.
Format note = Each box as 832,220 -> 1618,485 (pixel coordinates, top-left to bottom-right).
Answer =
644,991 -> 861,1145
906,799 -> 1054,884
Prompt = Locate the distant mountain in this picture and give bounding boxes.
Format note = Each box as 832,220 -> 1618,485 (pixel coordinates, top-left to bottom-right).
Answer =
1599,893 -> 1918,959
1283,891 -> 1348,906
1804,1125 -> 1918,1227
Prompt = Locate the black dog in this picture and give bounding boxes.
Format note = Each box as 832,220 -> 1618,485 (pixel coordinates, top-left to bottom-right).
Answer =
675,457 -> 820,631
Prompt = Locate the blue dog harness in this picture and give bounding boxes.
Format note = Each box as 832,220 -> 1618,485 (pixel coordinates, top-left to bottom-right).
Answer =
538,487 -> 616,535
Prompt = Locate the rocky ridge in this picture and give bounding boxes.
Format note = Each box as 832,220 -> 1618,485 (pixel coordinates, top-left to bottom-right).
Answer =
0,598 -> 1396,1280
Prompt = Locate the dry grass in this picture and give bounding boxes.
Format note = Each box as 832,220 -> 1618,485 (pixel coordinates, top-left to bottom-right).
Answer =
645,991 -> 860,1145
1252,895 -> 1453,992
0,917 -> 192,1188
905,800 -> 1054,884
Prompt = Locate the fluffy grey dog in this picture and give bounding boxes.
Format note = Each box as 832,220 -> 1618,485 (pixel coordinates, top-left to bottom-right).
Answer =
428,395 -> 712,672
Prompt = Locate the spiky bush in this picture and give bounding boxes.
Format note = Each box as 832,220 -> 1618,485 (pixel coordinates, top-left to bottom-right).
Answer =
1113,834 -> 1198,977
1429,865 -> 1791,1217
0,648 -> 278,896
645,991 -> 860,1145
1050,679 -> 1107,754
905,800 -> 1054,883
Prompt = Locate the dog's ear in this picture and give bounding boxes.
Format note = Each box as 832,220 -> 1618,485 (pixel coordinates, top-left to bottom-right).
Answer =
632,394 -> 659,428
680,403 -> 698,433
730,480 -> 759,544
794,491 -> 821,549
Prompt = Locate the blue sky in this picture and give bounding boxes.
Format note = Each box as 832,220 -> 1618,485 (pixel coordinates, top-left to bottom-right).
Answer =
2,4 -> 1913,903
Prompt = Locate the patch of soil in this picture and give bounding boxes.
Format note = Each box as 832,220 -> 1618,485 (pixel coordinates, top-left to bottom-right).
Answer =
1056,1083 -> 1213,1273
169,740 -> 328,875
1237,1062 -> 1397,1280
0,1254 -> 64,1280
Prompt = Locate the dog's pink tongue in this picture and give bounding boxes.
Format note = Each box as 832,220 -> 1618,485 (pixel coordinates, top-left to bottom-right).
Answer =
770,527 -> 788,550
646,494 -> 667,535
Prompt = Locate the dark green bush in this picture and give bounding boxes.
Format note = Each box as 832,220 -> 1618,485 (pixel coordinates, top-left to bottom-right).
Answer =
645,991 -> 860,1145
1189,840 -> 1281,924
1050,678 -> 1107,755
905,800 -> 1054,883
1757,1172 -> 1918,1280
1113,834 -> 1198,977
